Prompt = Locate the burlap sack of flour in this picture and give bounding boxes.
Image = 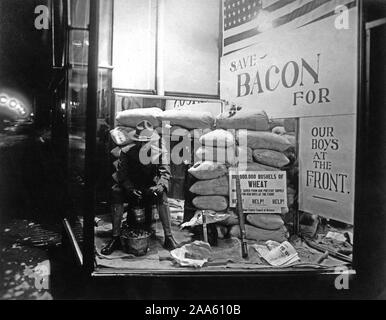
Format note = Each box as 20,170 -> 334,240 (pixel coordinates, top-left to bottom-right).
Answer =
244,162 -> 278,171
269,119 -> 285,130
190,128 -> 212,140
272,126 -> 286,135
110,126 -> 135,146
199,129 -> 235,148
116,107 -> 163,127
230,224 -> 288,243
158,110 -> 215,129
160,125 -> 191,140
188,161 -> 228,180
192,195 -> 229,211
252,149 -> 290,168
216,109 -> 270,131
189,175 -> 229,196
282,133 -> 296,147
246,214 -> 284,230
239,130 -> 292,152
196,146 -> 236,164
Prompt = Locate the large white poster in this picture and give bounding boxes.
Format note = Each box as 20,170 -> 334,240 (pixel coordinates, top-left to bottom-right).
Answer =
298,115 -> 356,224
220,7 -> 357,118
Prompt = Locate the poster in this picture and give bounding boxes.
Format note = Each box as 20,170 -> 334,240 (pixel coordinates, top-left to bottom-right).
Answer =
220,6 -> 357,118
298,114 -> 356,224
229,170 -> 287,213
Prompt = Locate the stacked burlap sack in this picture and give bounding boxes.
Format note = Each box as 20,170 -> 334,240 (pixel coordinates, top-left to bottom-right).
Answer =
110,107 -> 297,244
270,118 -> 298,223
187,110 -> 298,244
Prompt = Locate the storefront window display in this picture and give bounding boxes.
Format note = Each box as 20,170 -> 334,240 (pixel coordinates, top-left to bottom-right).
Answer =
64,0 -> 361,276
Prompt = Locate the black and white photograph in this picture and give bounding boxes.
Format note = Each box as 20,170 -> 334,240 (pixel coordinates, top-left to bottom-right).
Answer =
0,0 -> 385,304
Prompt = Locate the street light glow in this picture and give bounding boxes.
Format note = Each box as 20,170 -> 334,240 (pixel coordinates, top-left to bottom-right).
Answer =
0,95 -> 8,104
9,100 -> 17,108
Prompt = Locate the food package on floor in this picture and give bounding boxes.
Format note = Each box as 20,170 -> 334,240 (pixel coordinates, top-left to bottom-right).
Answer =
116,107 -> 163,127
272,126 -> 286,135
239,130 -> 292,152
246,214 -> 284,230
252,149 -> 290,168
110,126 -> 135,146
189,175 -> 229,196
284,118 -> 296,132
158,109 -> 215,129
230,224 -> 288,243
180,210 -> 230,229
216,109 -> 270,131
244,162 -> 278,171
199,129 -> 235,148
170,241 -> 212,268
237,146 -> 253,163
188,161 -> 228,180
196,146 -> 236,164
192,195 -> 229,211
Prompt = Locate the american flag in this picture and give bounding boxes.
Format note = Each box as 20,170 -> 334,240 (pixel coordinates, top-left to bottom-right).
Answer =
222,0 -> 357,55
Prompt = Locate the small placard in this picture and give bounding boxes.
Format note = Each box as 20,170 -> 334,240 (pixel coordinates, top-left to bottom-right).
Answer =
229,170 -> 287,213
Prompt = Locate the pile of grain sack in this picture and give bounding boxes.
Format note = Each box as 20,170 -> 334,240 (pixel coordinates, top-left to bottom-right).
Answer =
188,109 -> 298,244
109,106 -> 298,244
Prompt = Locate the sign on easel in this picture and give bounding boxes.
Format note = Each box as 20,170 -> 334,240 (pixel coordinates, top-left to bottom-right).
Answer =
299,115 -> 356,224
229,170 -> 287,213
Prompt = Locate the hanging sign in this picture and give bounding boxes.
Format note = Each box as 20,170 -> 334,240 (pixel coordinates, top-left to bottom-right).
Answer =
229,170 -> 287,213
298,114 -> 356,224
220,6 -> 357,118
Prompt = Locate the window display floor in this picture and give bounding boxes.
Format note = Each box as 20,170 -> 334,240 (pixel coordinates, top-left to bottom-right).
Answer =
93,214 -> 348,274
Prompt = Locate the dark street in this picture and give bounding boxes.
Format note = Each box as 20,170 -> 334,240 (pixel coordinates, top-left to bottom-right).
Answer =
0,120 -> 81,300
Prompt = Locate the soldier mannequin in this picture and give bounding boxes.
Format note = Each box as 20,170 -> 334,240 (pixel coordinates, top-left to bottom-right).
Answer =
102,120 -> 178,255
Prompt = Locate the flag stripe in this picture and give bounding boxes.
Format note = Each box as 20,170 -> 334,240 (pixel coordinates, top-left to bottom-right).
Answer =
298,0 -> 356,28
274,0 -> 331,27
225,0 -> 332,46
264,0 -> 298,12
223,0 -> 356,54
